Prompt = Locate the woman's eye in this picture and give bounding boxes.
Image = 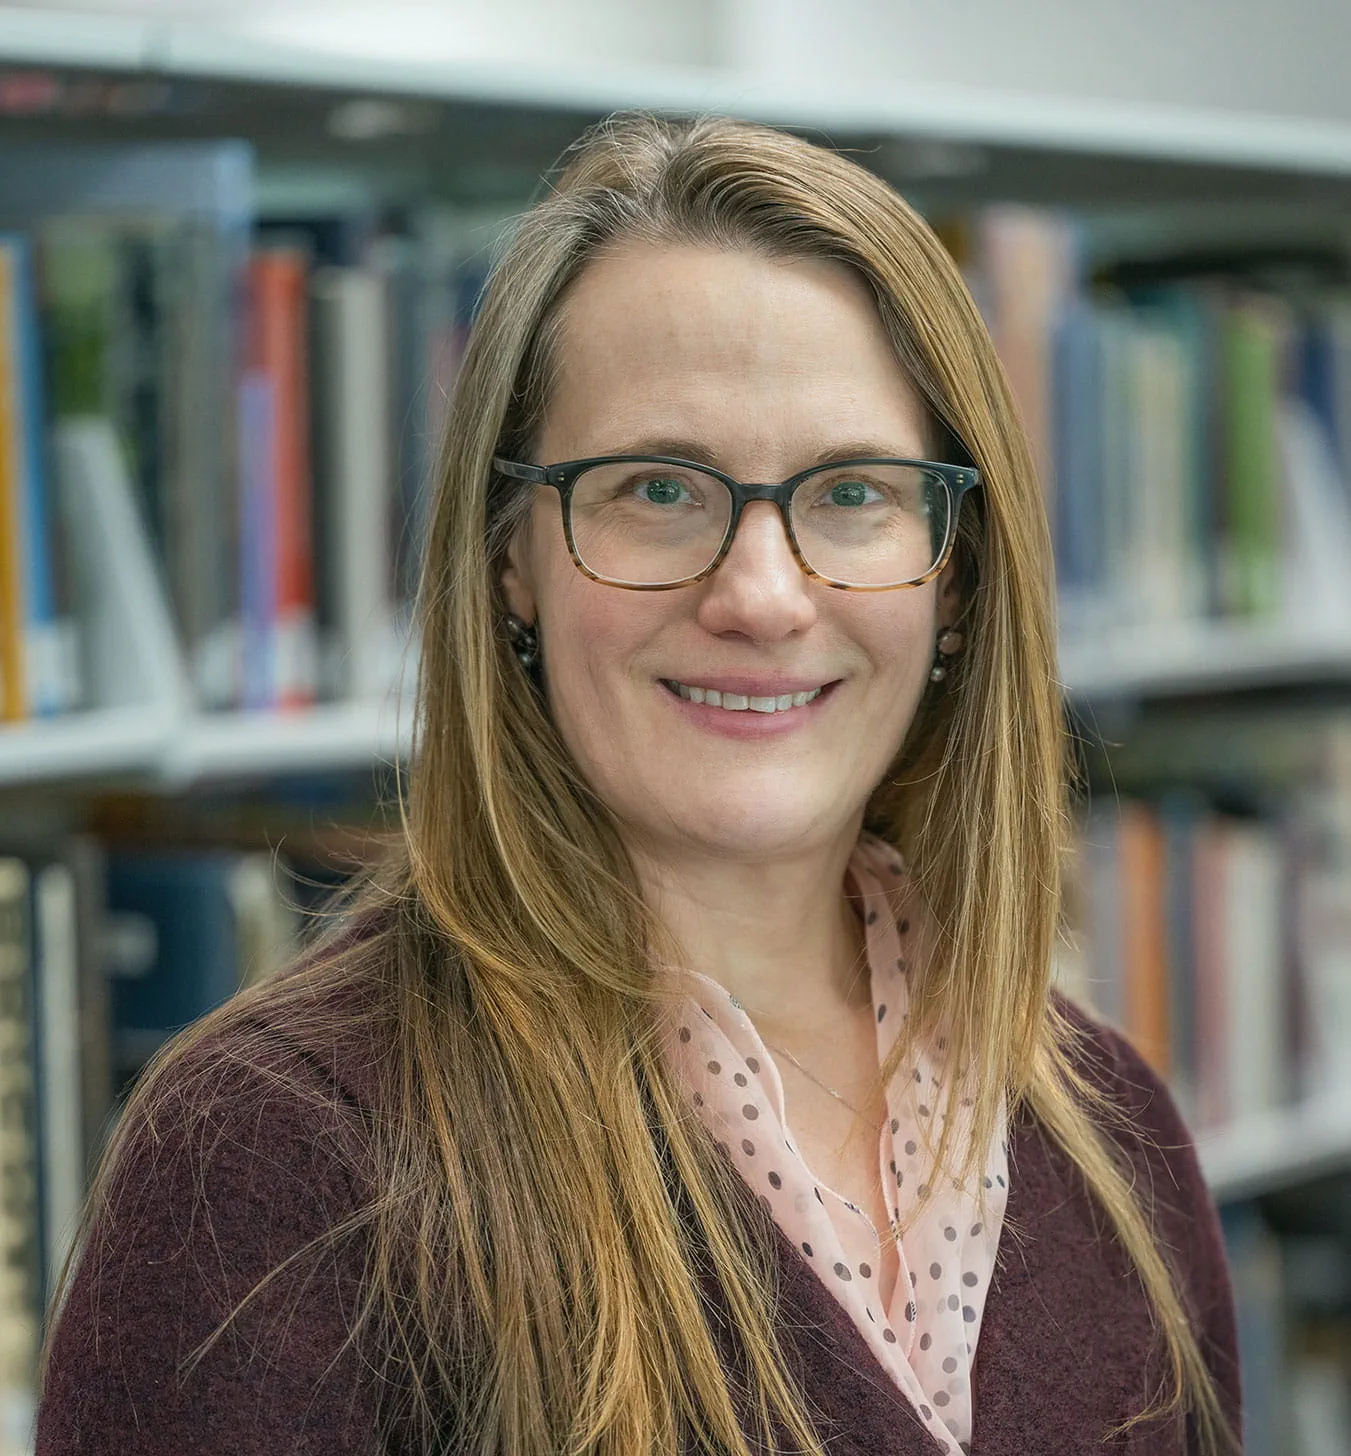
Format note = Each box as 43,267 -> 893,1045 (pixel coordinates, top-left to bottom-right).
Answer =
825,479 -> 882,508
634,476 -> 692,505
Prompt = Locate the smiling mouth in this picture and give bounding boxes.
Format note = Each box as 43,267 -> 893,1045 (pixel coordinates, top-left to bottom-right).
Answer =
661,680 -> 833,713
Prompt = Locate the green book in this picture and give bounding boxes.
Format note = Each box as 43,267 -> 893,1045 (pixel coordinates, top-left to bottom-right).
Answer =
1221,294 -> 1287,618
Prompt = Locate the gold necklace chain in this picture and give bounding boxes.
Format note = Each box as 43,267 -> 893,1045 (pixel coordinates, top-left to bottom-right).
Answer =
761,1037 -> 882,1123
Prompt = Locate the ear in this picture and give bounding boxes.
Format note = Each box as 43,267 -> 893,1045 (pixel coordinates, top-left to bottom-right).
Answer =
500,516 -> 538,625
935,555 -> 962,631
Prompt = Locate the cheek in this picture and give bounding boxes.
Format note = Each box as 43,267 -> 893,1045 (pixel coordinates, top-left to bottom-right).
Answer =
854,597 -> 937,687
538,577 -> 655,752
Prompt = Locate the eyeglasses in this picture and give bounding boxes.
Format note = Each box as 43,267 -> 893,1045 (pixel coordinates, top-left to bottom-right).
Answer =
493,453 -> 980,591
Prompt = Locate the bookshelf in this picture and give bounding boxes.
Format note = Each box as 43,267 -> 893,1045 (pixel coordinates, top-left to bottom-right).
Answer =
1200,1099 -> 1351,1205
0,6 -> 1350,179
1059,620 -> 1351,700
11,620 -> 1351,790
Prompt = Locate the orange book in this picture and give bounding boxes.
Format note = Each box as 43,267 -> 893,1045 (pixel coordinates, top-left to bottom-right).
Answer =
0,246 -> 24,723
249,249 -> 315,710
1118,801 -> 1170,1077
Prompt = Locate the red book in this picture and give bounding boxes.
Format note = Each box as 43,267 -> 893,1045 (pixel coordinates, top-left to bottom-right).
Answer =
247,248 -> 316,710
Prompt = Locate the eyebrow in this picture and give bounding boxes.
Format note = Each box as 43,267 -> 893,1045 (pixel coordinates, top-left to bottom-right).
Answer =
594,436 -> 932,472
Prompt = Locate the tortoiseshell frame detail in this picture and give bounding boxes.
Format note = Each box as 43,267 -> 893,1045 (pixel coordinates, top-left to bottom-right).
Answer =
492,454 -> 982,592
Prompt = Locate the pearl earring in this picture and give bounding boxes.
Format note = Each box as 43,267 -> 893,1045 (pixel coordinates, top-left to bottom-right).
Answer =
504,612 -> 540,671
928,626 -> 965,683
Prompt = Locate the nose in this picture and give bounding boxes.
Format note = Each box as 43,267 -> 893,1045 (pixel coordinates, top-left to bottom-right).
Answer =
693,501 -> 817,641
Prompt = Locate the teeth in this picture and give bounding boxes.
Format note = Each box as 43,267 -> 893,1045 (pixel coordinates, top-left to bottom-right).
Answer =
667,681 -> 824,713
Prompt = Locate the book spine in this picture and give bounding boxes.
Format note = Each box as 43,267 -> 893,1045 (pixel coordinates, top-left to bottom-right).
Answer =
0,858 -> 39,1456
1118,801 -> 1170,1078
310,266 -> 393,702
1192,816 -> 1230,1129
250,250 -> 316,711
5,236 -> 63,718
237,367 -> 275,712
0,246 -> 25,723
33,860 -> 84,1307
1220,295 -> 1286,617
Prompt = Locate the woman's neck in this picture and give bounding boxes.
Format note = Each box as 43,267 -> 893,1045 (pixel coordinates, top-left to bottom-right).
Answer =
630,827 -> 871,1040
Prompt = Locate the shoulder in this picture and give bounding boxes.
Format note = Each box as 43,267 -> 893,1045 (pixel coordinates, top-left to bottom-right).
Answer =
1042,991 -> 1240,1394
116,925 -> 395,1190
1050,988 -> 1204,1184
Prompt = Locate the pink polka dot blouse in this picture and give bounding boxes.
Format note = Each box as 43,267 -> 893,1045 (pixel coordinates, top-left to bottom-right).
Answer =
663,834 -> 1009,1455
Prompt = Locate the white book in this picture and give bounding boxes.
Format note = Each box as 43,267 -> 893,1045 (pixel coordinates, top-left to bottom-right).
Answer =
1291,1357 -> 1351,1456
1277,397 -> 1351,626
50,417 -> 192,717
229,853 -> 300,991
0,859 -> 38,1456
310,266 -> 395,702
1223,820 -> 1285,1121
33,862 -> 83,1300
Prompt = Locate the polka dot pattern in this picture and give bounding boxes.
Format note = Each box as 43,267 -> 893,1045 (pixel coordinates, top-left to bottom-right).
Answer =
662,833 -> 1009,1456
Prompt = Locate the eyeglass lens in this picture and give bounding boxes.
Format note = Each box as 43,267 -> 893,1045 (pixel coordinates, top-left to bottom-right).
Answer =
565,460 -> 951,587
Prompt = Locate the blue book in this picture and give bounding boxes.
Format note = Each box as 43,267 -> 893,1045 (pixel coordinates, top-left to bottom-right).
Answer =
1051,296 -> 1105,607
1,234 -> 62,717
237,371 -> 276,712
1220,1203 -> 1288,1452
105,851 -> 248,1084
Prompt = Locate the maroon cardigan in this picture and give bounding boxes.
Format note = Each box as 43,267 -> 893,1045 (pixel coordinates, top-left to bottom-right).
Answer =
36,973 -> 1241,1455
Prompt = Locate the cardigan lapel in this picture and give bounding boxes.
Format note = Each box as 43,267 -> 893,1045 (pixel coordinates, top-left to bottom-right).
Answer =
966,1110 -> 1170,1454
761,1214 -> 949,1456
755,1104 -> 1175,1455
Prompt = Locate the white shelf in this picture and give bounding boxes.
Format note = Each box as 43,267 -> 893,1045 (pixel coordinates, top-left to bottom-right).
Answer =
5,9 -> 1351,179
1060,619 -> 1351,701
1198,1094 -> 1351,1202
0,699 -> 414,789
160,697 -> 414,788
0,6 -> 150,71
2,618 -> 1351,789
0,705 -> 172,787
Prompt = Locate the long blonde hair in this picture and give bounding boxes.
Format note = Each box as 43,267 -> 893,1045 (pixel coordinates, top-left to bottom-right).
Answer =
42,113 -> 1237,1455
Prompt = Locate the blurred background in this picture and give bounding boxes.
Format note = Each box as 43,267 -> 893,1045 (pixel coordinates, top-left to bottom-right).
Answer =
1,2 -> 1350,1451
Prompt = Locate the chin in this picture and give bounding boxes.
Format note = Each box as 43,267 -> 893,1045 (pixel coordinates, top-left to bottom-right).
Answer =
632,782 -> 855,862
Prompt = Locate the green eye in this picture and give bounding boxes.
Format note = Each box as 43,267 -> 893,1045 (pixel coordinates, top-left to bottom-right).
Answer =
829,480 -> 877,507
639,477 -> 686,505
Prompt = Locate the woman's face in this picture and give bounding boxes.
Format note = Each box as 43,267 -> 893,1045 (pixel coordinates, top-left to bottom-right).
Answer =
502,241 -> 958,864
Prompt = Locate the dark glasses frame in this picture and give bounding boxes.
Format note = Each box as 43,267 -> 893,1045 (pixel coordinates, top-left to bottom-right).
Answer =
492,453 -> 982,591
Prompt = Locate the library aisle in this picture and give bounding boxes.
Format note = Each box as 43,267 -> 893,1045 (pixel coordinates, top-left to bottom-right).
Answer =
3,4 -> 1351,1453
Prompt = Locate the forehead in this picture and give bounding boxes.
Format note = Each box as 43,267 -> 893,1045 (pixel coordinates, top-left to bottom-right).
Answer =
540,240 -> 931,465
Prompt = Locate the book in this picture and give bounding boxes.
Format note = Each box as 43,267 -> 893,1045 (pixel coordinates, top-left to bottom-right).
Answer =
0,234 -> 70,721
1071,793 -> 1307,1130
240,247 -> 317,711
0,142 -> 254,714
309,264 -> 396,701
0,859 -> 39,1456
0,243 -> 22,724
1220,293 -> 1288,618
104,847 -> 299,1095
1117,800 -> 1170,1078
49,416 -> 191,717
1221,1202 -> 1290,1454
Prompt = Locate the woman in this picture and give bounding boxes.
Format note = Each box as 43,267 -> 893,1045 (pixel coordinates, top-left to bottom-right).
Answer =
36,114 -> 1240,1455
